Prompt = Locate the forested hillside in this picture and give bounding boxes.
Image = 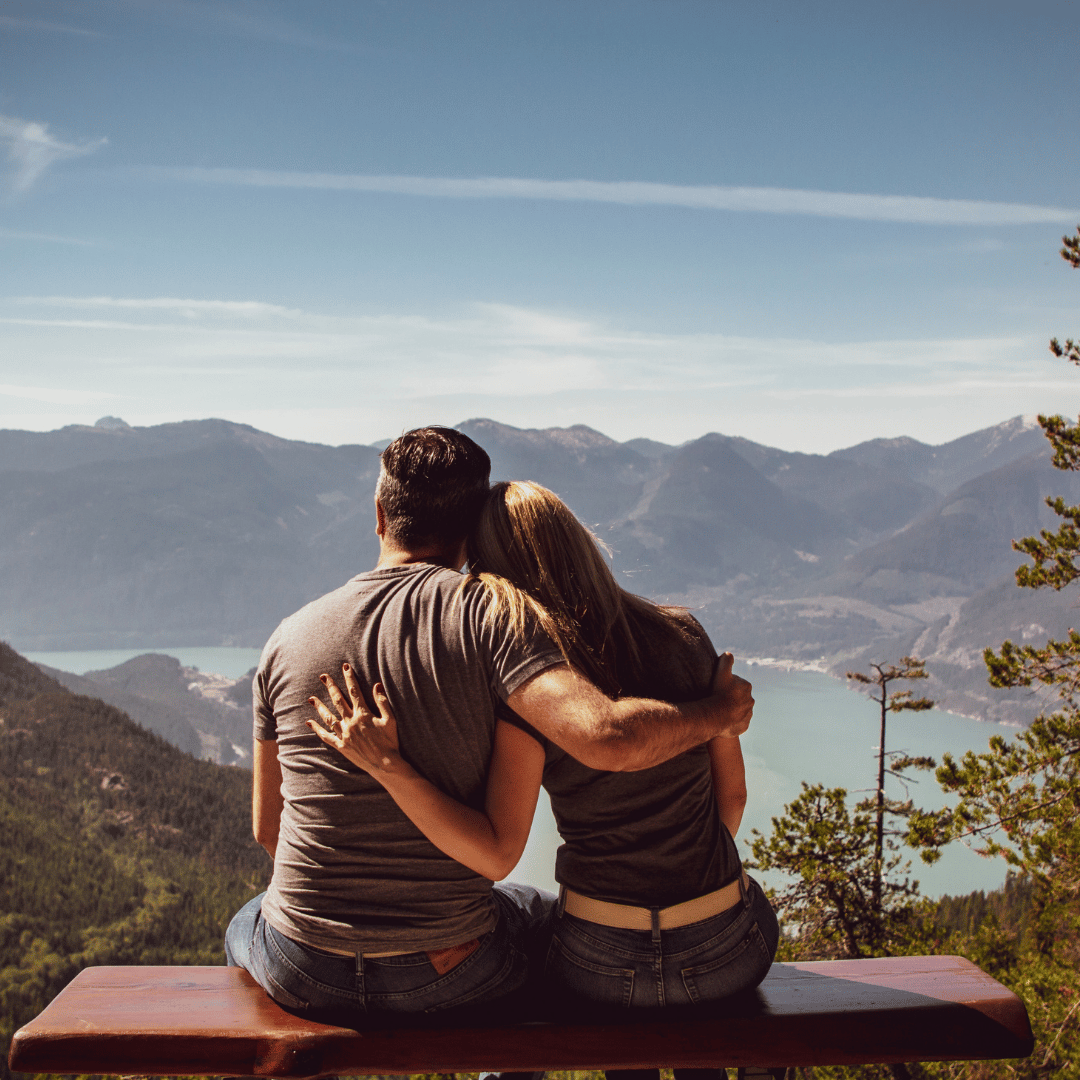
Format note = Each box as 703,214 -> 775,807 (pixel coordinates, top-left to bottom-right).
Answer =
0,642 -> 270,1080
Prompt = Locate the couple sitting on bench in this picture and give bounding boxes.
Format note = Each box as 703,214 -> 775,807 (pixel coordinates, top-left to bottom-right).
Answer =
225,426 -> 778,1080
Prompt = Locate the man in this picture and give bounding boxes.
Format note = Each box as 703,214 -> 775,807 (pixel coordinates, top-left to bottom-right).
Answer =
225,426 -> 752,1023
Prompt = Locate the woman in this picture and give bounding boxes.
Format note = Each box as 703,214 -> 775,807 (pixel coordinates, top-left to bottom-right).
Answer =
311,481 -> 777,1073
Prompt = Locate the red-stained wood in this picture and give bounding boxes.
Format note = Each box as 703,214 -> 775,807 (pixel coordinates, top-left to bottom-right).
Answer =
8,956 -> 1033,1077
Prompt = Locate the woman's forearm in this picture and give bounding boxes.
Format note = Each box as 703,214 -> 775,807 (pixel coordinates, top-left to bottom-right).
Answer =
376,765 -> 521,880
708,735 -> 748,837
369,720 -> 544,881
308,671 -> 543,880
253,737 -> 283,859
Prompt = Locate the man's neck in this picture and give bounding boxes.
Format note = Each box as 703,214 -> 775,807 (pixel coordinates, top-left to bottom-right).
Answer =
375,543 -> 464,571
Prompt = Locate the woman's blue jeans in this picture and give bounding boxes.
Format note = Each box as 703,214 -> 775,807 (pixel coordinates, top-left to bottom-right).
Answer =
545,876 -> 779,1009
225,883 -> 553,1024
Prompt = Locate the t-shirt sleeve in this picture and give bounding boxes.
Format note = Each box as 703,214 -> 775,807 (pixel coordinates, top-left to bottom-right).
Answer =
474,591 -> 565,701
253,648 -> 278,742
495,698 -> 547,749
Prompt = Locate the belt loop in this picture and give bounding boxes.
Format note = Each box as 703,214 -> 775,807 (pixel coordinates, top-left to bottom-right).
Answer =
650,906 -> 661,944
355,952 -> 366,1011
556,884 -> 567,918
739,872 -> 749,908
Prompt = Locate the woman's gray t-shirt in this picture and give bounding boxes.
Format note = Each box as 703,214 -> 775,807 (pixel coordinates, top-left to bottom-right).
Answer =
254,562 -> 563,955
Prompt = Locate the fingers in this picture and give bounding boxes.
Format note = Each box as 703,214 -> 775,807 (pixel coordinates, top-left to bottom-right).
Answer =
342,663 -> 366,713
306,704 -> 345,749
711,654 -> 753,737
371,681 -> 395,721
306,717 -> 333,745
320,673 -> 353,720
712,652 -> 735,691
309,696 -> 342,731
726,676 -> 754,736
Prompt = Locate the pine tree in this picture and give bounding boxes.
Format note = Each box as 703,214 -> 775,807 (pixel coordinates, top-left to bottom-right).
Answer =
750,657 -> 934,961
908,229 -> 1080,917
846,658 -> 934,913
901,229 -> 1080,1079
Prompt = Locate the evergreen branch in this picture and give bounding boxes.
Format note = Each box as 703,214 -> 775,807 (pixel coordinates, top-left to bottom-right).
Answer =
891,697 -> 934,713
985,635 -> 1080,695
946,788 -> 1078,840
1049,338 -> 1080,366
1036,413 -> 1080,473
1062,228 -> 1080,269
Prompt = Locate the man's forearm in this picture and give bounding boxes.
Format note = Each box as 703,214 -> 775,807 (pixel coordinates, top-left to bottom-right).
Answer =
591,693 -> 741,772
509,661 -> 753,773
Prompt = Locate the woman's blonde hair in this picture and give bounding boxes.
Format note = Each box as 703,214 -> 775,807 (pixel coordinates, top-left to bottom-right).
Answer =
467,481 -> 697,698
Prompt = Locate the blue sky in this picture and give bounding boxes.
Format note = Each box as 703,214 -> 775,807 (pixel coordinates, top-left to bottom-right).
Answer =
2,0 -> 1079,451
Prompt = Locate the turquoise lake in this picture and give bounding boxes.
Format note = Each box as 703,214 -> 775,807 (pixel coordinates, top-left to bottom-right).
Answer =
26,647 -> 1024,900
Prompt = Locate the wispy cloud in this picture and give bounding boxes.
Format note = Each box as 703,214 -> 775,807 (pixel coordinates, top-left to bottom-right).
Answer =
0,295 -> 1042,395
0,14 -> 102,37
2,296 -> 1071,450
146,166 -> 1080,226
0,228 -> 95,245
14,295 -> 299,317
0,115 -> 107,193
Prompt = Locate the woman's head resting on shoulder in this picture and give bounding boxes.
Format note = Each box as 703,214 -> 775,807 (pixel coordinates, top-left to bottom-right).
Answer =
467,481 -> 695,697
469,481 -> 618,631
467,481 -> 622,692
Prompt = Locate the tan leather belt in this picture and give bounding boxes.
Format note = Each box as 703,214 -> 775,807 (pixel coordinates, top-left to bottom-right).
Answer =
562,872 -> 750,931
320,939 -> 481,972
320,945 -> 411,957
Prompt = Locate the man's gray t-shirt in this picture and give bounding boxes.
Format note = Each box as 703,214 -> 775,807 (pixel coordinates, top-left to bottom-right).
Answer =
254,562 -> 563,955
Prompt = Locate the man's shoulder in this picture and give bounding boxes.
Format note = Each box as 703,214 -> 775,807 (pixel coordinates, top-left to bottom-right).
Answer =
263,565 -> 483,654
265,574 -> 366,637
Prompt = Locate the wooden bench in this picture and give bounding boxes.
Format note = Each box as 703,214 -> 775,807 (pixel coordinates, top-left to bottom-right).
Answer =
8,956 -> 1033,1078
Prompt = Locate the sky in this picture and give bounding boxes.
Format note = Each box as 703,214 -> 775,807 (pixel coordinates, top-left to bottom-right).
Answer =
2,0 -> 1080,453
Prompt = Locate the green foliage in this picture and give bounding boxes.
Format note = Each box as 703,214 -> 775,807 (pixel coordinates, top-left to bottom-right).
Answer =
908,232 -> 1080,916
891,227 -> 1080,1079
908,712 -> 1080,912
0,651 -> 272,1080
749,784 -> 921,960
933,874 -> 1036,940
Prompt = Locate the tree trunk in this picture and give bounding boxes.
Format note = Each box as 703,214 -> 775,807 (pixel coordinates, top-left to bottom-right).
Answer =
874,688 -> 887,914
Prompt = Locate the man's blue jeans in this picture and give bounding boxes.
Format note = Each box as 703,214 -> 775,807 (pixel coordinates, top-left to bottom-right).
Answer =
225,883 -> 554,1024
545,876 -> 779,1009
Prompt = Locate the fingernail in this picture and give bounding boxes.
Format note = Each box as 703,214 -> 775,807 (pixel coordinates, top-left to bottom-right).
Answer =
308,697 -> 316,705
343,663 -> 350,672
320,675 -> 327,683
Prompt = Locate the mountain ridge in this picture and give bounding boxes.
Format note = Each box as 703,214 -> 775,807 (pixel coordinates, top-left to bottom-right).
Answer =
1,413 -> 1071,724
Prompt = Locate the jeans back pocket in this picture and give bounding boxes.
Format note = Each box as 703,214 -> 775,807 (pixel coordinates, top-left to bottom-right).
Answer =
679,922 -> 772,1005
546,931 -> 636,1008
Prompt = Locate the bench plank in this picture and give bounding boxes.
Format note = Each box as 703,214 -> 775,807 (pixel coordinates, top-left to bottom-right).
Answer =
8,956 -> 1033,1077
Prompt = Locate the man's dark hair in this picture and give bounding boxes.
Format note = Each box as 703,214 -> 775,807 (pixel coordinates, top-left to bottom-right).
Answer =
378,427 -> 491,549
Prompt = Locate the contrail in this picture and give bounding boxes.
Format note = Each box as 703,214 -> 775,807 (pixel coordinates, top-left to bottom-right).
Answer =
147,166 -> 1079,226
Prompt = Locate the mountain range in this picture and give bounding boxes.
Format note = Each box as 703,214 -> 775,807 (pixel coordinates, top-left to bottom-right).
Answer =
3,413 -> 1078,725
37,652 -> 255,766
